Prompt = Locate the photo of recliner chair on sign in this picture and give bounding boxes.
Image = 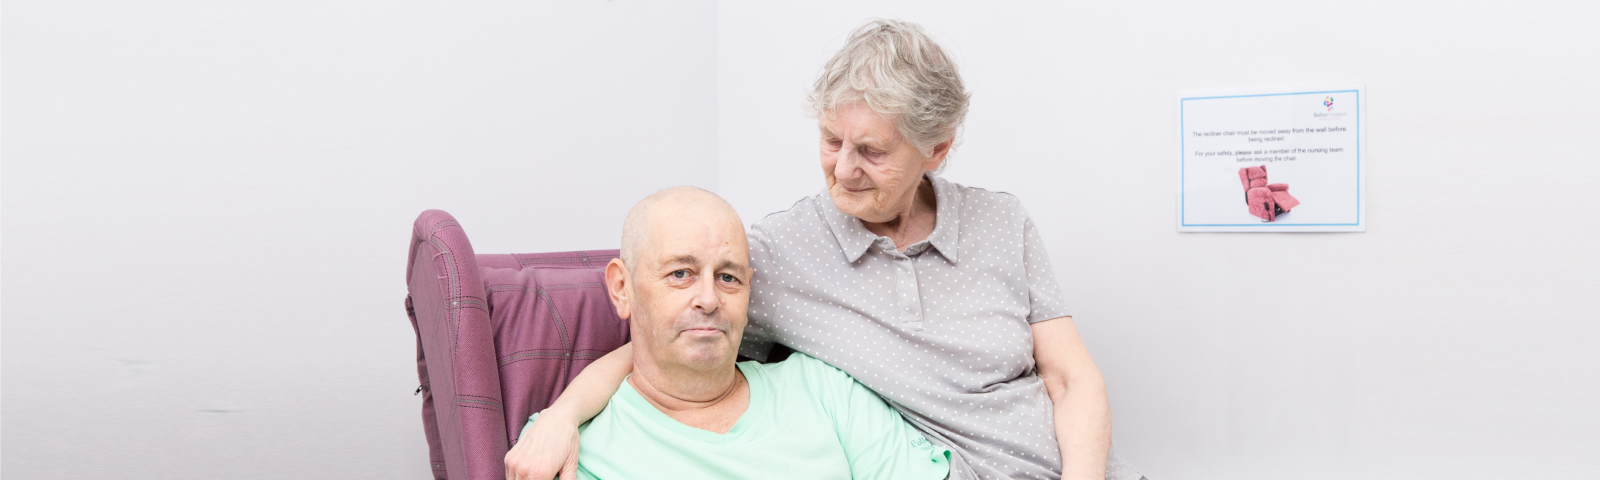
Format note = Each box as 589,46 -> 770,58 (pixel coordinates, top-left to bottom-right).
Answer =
1239,166 -> 1301,222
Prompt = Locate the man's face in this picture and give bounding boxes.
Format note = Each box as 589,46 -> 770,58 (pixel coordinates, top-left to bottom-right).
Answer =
612,205 -> 750,373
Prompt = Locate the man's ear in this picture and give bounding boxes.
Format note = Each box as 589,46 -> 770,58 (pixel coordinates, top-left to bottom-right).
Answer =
605,258 -> 633,320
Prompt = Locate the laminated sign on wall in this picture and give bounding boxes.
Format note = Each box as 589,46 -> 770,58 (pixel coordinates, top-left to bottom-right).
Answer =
1177,85 -> 1366,232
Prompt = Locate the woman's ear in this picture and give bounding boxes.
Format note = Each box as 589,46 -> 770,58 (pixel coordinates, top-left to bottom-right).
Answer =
605,258 -> 633,320
924,136 -> 955,171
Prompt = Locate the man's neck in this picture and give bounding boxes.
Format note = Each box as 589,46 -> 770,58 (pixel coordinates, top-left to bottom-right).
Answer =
627,360 -> 749,434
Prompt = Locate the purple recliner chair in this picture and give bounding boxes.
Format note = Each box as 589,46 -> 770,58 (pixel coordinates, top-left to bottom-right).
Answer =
405,209 -> 630,480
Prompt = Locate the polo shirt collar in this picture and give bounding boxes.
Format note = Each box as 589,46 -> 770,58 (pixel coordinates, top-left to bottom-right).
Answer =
820,173 -> 962,264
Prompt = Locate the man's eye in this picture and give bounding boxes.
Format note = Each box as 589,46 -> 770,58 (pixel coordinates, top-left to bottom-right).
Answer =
671,269 -> 689,278
719,273 -> 738,283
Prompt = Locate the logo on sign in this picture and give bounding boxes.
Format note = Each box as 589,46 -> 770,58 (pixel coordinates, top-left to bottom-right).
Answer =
1323,96 -> 1334,111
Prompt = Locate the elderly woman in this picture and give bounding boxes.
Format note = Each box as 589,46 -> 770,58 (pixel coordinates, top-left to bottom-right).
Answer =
508,19 -> 1142,480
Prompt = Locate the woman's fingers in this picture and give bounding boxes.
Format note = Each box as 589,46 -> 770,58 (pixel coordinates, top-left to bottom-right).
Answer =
504,415 -> 581,480
558,441 -> 579,480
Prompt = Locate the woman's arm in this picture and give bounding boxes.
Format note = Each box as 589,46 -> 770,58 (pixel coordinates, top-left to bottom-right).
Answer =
1031,317 -> 1111,480
504,342 -> 633,480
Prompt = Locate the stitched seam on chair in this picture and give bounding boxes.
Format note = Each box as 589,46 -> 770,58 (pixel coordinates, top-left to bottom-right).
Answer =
444,298 -> 487,315
536,286 -> 574,380
517,257 -> 588,265
500,348 -> 570,354
485,283 -> 606,293
499,348 -> 611,356
496,349 -> 571,360
427,221 -> 500,433
540,283 -> 605,291
497,349 -> 612,363
502,352 -> 601,363
501,356 -> 604,368
499,352 -> 606,366
457,398 -> 503,408
499,352 -> 605,358
425,224 -> 463,378
445,296 -> 487,308
456,404 -> 501,414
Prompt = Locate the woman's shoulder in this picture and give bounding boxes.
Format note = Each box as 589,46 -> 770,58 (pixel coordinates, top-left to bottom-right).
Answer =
938,177 -> 1030,221
749,192 -> 831,240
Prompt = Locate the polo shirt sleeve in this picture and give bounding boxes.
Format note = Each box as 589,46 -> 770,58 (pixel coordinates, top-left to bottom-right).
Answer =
738,225 -> 779,362
1021,206 -> 1073,323
789,355 -> 951,480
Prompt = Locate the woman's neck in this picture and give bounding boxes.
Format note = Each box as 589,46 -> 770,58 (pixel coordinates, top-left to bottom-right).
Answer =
862,176 -> 938,251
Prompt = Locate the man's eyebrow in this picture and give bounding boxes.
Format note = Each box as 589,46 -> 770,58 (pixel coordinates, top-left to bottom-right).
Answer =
716,259 -> 749,274
662,255 -> 699,267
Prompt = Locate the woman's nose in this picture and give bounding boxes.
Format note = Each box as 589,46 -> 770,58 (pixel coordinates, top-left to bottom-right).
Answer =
832,147 -> 860,180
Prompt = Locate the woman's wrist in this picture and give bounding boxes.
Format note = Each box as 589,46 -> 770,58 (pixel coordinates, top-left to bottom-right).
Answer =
538,402 -> 584,427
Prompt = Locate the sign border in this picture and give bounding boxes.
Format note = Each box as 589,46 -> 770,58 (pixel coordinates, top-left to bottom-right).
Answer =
1177,84 -> 1367,232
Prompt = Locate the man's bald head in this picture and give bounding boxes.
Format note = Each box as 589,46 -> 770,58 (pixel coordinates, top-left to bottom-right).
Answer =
607,186 -> 752,380
619,186 -> 742,268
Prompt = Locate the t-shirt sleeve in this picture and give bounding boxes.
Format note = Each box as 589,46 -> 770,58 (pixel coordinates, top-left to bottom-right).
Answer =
738,225 -> 779,362
794,355 -> 951,480
1021,205 -> 1072,323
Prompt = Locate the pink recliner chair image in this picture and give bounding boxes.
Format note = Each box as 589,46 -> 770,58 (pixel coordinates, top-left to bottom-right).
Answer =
1239,166 -> 1300,222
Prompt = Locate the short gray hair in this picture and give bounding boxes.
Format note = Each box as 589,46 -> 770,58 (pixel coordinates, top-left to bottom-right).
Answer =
808,19 -> 970,171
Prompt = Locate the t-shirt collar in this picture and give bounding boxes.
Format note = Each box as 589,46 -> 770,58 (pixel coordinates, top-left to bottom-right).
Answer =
820,173 -> 962,264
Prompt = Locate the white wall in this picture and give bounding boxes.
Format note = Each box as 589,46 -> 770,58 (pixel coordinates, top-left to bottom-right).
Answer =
2,1 -> 716,478
717,2 -> 1600,480
6,1 -> 1598,479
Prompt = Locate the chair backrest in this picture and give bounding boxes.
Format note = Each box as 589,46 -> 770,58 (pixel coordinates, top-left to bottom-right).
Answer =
406,209 -> 628,479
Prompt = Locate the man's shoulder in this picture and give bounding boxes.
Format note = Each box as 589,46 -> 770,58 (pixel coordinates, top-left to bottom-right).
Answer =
755,353 -> 857,392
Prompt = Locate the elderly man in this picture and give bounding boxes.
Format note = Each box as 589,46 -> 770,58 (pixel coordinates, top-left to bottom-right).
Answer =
506,187 -> 950,480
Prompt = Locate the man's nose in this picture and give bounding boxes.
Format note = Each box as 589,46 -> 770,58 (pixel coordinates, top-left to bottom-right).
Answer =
690,275 -> 720,314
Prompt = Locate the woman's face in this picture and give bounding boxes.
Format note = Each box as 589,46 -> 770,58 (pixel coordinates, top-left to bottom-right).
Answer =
818,103 -> 947,224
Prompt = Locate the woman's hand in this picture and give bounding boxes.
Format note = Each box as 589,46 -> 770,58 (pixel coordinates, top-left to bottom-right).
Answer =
504,408 -> 581,480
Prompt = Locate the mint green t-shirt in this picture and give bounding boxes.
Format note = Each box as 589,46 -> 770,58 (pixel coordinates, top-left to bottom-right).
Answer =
522,353 -> 950,480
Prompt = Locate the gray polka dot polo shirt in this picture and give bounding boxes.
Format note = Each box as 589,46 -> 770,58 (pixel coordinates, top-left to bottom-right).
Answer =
738,174 -> 1142,480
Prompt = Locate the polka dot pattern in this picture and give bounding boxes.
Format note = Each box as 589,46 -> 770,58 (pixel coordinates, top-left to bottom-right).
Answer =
738,174 -> 1142,480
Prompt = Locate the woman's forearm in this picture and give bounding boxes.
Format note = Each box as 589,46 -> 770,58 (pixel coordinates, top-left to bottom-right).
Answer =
506,343 -> 634,479
540,342 -> 634,425
1031,317 -> 1111,480
1050,372 -> 1111,480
